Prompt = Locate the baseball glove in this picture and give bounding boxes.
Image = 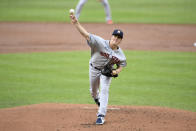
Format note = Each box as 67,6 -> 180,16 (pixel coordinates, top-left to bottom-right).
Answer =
101,64 -> 118,78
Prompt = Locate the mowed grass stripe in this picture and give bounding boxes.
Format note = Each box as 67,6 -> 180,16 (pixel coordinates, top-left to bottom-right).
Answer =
0,0 -> 195,24
0,51 -> 196,112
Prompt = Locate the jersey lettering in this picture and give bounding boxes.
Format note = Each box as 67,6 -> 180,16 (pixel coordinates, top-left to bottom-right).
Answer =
100,52 -> 120,64
100,52 -> 109,59
112,56 -> 120,63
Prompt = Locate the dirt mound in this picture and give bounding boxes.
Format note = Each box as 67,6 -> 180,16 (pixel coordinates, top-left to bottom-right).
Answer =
0,103 -> 195,131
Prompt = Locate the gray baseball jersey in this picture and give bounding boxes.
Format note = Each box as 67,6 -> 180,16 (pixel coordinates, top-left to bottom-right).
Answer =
87,34 -> 127,69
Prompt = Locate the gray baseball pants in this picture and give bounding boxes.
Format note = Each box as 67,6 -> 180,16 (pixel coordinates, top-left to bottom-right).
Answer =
89,64 -> 112,116
75,0 -> 112,21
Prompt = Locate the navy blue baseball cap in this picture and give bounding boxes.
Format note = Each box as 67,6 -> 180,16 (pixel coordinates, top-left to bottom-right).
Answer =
112,29 -> 123,39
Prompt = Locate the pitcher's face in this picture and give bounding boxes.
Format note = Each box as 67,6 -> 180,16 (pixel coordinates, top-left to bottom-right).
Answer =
110,35 -> 122,46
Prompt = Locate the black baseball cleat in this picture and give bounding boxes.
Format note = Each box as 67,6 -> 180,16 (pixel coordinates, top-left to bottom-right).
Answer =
94,98 -> 100,107
96,114 -> 105,125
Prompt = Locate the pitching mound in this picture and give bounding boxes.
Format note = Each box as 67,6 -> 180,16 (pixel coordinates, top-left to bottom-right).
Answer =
0,103 -> 195,131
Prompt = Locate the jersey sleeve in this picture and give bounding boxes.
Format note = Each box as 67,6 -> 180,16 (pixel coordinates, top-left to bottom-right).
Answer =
117,49 -> 127,67
117,59 -> 127,67
87,34 -> 103,48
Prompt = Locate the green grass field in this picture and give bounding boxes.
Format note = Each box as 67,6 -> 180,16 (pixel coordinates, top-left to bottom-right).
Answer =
0,0 -> 196,24
0,51 -> 196,111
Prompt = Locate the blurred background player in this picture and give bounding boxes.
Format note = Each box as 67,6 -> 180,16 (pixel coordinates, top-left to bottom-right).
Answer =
75,0 -> 113,24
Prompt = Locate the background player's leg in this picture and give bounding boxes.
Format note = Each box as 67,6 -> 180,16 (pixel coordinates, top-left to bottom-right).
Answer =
101,0 -> 112,22
75,0 -> 88,20
98,75 -> 112,116
89,65 -> 101,100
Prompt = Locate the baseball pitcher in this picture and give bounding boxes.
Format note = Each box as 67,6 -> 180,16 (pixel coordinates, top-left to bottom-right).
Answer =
69,12 -> 126,125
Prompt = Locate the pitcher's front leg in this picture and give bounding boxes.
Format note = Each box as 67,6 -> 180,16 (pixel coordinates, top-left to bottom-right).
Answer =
98,75 -> 112,116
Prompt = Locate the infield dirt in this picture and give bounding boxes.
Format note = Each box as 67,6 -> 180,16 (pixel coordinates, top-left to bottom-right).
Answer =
0,22 -> 196,53
0,22 -> 196,131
